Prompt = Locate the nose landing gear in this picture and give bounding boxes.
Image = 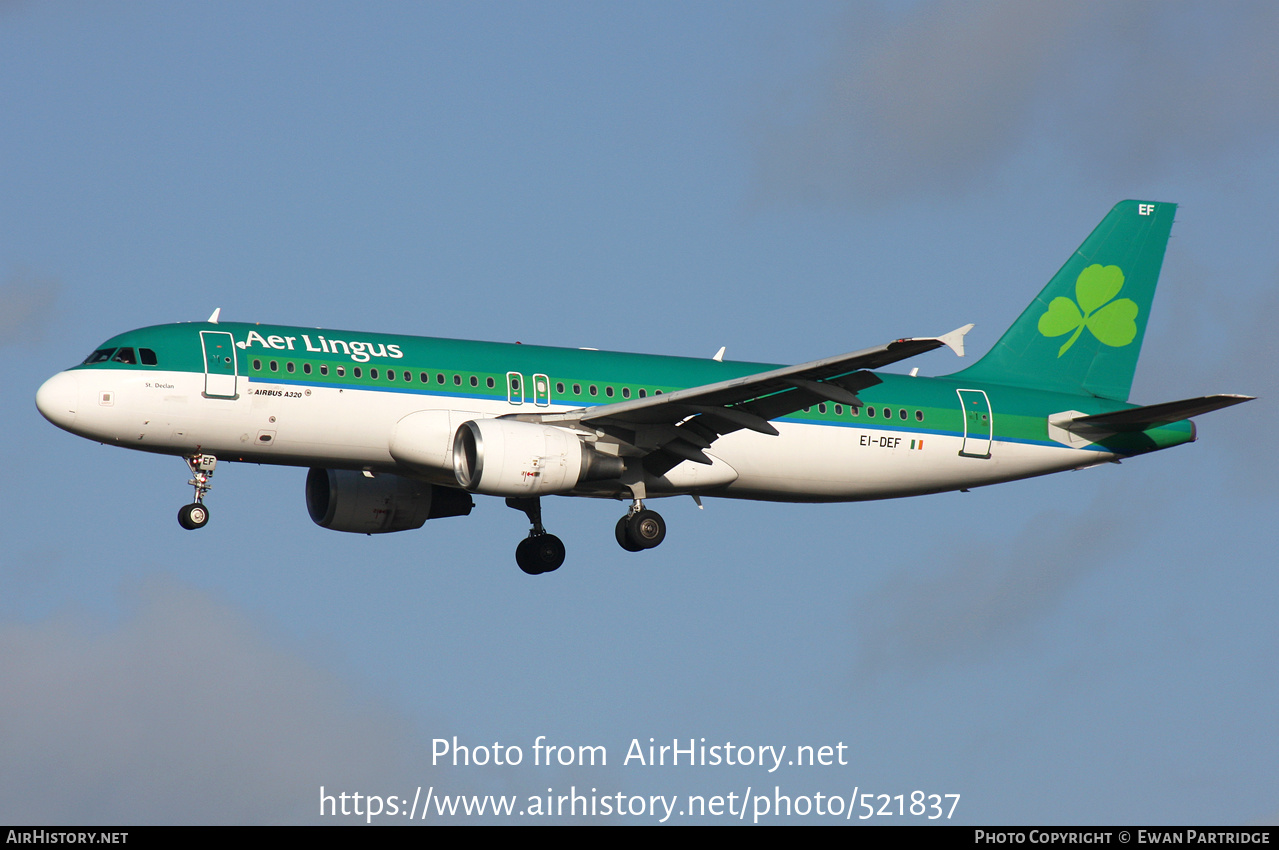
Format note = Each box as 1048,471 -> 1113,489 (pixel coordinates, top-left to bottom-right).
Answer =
177,453 -> 216,530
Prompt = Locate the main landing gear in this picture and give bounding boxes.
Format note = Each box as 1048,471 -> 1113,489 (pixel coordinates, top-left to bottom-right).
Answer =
506,497 -> 566,576
177,453 -> 216,530
615,501 -> 666,553
504,495 -> 667,575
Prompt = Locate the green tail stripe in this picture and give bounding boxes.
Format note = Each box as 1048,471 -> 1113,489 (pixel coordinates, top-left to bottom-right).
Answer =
948,200 -> 1176,401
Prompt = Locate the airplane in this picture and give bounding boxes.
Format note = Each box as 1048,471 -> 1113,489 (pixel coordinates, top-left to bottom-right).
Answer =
35,200 -> 1251,575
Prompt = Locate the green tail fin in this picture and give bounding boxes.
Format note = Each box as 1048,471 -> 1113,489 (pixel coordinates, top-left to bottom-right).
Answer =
947,200 -> 1176,401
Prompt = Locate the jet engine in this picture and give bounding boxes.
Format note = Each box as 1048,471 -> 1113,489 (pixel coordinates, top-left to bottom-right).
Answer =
306,468 -> 473,534
388,409 -> 481,475
452,418 -> 624,496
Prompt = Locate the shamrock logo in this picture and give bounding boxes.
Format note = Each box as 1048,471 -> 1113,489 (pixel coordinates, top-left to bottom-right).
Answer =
1037,264 -> 1138,357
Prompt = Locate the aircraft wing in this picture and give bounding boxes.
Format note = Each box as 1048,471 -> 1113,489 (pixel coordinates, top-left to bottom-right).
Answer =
519,325 -> 972,474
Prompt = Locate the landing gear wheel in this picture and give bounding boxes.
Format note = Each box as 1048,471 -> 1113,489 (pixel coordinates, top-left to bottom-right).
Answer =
615,516 -> 644,552
515,534 -> 566,575
619,509 -> 666,551
178,503 -> 210,530
179,454 -> 216,530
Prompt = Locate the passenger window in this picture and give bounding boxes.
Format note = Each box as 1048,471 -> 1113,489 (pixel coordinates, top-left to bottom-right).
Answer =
622,387 -> 630,399
819,403 -> 827,414
139,348 -> 158,366
470,376 -> 478,387
320,365 -> 329,376
336,366 -> 345,377
899,409 -> 907,420
270,361 -> 278,372
303,363 -> 312,375
866,407 -> 875,417
371,368 -> 379,379
573,384 -> 581,395
589,385 -> 597,396
420,372 -> 429,383
487,377 -> 495,388
605,387 -> 614,397
834,404 -> 843,415
437,373 -> 445,384
638,389 -> 647,398
556,382 -> 565,394
454,374 -> 462,386
253,359 -> 262,371
287,362 -> 295,373
915,410 -> 924,422
353,367 -> 362,378
404,371 -> 412,382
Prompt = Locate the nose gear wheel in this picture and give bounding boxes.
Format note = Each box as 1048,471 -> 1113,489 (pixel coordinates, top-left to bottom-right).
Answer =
178,502 -> 210,529
177,453 -> 217,531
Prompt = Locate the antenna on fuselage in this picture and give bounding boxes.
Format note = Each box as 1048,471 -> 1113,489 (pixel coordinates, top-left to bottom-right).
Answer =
207,308 -> 222,324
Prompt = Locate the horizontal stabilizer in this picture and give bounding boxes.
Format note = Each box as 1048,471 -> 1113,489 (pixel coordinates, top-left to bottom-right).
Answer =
1059,394 -> 1253,433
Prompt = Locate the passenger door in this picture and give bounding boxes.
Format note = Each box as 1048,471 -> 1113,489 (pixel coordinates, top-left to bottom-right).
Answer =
201,331 -> 239,399
957,389 -> 992,458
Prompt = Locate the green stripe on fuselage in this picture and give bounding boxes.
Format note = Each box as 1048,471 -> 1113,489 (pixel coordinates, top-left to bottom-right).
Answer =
75,321 -> 1194,456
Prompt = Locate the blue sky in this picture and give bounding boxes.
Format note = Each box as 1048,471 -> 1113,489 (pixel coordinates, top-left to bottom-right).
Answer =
2,2 -> 1275,824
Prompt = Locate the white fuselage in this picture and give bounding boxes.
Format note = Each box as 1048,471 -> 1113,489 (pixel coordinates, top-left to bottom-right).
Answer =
36,365 -> 1111,504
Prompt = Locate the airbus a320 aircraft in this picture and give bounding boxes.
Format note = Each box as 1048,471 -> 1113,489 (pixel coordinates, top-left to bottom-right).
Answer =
36,201 -> 1251,574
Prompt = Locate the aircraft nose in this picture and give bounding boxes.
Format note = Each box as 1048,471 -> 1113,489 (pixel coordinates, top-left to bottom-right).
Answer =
35,370 -> 80,430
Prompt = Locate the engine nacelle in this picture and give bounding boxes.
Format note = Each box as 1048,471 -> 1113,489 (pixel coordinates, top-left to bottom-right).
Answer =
306,468 -> 473,534
388,409 -> 483,474
452,418 -> 624,496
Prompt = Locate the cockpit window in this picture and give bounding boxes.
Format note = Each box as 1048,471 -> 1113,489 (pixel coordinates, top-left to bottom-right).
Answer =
82,346 -> 157,366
